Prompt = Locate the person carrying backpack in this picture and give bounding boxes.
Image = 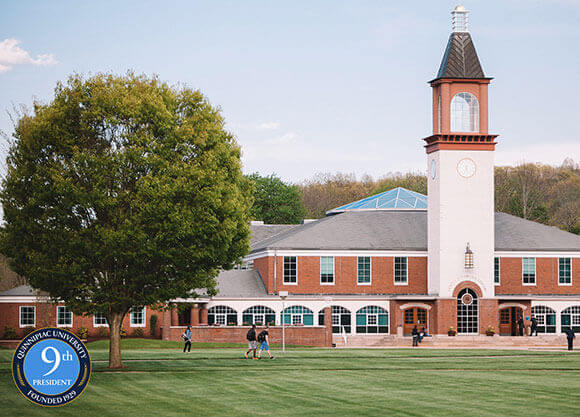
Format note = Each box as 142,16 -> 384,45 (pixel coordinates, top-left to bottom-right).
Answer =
257,325 -> 274,359
182,325 -> 191,353
245,324 -> 258,359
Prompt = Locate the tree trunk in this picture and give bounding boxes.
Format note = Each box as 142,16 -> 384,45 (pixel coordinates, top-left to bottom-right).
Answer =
108,312 -> 125,369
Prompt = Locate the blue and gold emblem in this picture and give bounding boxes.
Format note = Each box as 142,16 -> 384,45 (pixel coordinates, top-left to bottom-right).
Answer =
12,328 -> 91,406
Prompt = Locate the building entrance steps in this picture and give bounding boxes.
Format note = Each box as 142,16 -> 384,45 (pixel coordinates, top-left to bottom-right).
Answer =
332,334 -> 568,348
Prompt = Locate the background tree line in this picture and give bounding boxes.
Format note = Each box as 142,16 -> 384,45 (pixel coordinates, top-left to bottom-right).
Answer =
248,158 -> 579,234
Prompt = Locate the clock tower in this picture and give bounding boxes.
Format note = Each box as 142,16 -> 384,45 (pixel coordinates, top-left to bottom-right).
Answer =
425,5 -> 498,313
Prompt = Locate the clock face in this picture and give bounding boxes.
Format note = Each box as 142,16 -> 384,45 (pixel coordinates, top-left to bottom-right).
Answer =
431,160 -> 436,179
457,158 -> 476,178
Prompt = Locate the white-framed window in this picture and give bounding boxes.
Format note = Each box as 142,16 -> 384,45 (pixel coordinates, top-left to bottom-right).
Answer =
320,256 -> 334,284
531,306 -> 556,334
559,258 -> 572,285
394,257 -> 408,285
561,306 -> 580,332
451,92 -> 479,132
130,307 -> 146,327
57,306 -> 73,327
242,306 -> 276,326
19,306 -> 35,327
283,256 -> 297,284
357,256 -> 371,285
281,306 -> 314,326
355,306 -> 388,333
93,313 -> 108,327
208,305 -> 238,326
494,257 -> 500,285
522,257 -> 536,285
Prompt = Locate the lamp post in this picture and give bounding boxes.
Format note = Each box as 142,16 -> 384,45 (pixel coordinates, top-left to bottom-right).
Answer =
279,291 -> 288,353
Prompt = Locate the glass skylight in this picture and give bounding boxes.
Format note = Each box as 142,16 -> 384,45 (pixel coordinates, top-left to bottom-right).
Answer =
327,187 -> 427,214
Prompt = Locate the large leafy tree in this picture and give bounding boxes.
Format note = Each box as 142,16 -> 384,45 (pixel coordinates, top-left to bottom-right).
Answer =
247,173 -> 305,224
0,73 -> 251,368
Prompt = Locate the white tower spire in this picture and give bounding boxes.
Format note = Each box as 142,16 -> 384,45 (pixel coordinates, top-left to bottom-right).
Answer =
452,5 -> 469,32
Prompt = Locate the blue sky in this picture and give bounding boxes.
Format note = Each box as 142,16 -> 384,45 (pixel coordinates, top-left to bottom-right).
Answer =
1,0 -> 579,182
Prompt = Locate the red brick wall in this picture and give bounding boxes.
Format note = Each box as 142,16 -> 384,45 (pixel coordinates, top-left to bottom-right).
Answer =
0,302 -> 162,339
163,325 -> 332,347
495,257 -> 580,295
261,255 -> 427,294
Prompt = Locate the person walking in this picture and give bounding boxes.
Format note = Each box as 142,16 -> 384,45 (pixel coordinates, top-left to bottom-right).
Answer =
565,327 -> 575,351
245,324 -> 258,359
412,325 -> 419,347
530,314 -> 538,336
183,325 -> 192,353
517,316 -> 524,336
257,325 -> 274,359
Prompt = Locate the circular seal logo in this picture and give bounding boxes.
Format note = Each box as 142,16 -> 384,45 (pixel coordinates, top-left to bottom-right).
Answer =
461,293 -> 474,306
12,328 -> 91,407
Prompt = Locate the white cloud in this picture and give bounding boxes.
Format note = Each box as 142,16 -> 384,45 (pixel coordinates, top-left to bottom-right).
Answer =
263,132 -> 297,145
495,142 -> 580,167
0,38 -> 58,74
256,121 -> 280,130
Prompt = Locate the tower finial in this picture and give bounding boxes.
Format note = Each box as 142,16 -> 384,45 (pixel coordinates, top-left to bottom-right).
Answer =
451,5 -> 469,32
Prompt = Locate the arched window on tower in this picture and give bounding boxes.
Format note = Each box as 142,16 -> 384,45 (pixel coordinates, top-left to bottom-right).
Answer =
451,92 -> 479,132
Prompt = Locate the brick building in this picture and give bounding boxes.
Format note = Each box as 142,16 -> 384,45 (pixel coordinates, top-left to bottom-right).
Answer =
1,6 -> 579,345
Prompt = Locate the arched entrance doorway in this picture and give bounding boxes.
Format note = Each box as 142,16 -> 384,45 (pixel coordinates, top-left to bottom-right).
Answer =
457,288 -> 478,334
499,306 -> 524,336
403,307 -> 428,335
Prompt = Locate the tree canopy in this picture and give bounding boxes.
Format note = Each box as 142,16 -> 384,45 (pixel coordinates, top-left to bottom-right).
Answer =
0,73 -> 252,367
247,173 -> 305,224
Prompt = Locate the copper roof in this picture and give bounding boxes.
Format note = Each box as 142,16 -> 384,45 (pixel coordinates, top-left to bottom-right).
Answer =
433,32 -> 486,81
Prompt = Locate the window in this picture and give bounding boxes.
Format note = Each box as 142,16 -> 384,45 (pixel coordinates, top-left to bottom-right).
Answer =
283,256 -> 297,284
522,258 -> 536,285
320,256 -> 334,284
93,313 -> 108,327
19,306 -> 35,327
208,306 -> 237,326
356,306 -> 388,334
57,306 -> 73,327
561,306 -> 580,333
281,306 -> 313,326
327,306 -> 351,334
394,257 -> 408,284
494,257 -> 500,285
130,307 -> 146,327
357,257 -> 371,285
531,306 -> 556,334
451,92 -> 479,132
456,289 -> 478,334
559,258 -> 571,285
242,306 -> 275,326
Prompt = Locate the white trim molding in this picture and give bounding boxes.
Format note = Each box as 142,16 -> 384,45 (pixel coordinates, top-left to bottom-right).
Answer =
399,303 -> 432,311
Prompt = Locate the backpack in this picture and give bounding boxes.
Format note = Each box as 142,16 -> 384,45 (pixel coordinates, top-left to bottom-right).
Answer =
257,331 -> 266,343
246,328 -> 255,341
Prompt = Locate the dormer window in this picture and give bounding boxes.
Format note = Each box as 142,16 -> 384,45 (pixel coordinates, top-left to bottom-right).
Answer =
451,92 -> 479,132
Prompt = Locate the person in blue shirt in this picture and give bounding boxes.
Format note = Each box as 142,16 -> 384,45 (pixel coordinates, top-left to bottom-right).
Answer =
183,325 -> 191,353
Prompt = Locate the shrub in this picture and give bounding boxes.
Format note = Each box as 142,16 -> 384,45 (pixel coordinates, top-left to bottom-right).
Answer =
150,314 -> 158,337
132,328 -> 144,337
3,326 -> 17,339
77,326 -> 89,339
22,327 -> 36,337
97,326 -> 108,337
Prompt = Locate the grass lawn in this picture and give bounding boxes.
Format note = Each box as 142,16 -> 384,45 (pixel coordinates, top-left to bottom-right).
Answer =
1,340 -> 579,416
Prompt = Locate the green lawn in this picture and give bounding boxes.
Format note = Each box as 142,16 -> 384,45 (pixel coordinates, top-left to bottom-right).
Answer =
1,340 -> 579,416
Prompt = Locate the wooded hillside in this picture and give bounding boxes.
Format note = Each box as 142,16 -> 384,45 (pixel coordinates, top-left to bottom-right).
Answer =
297,159 -> 579,234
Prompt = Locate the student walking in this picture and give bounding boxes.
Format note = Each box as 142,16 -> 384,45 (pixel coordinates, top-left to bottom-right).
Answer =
245,324 -> 259,359
565,327 -> 575,351
257,325 -> 274,359
183,325 -> 191,353
530,315 -> 538,336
